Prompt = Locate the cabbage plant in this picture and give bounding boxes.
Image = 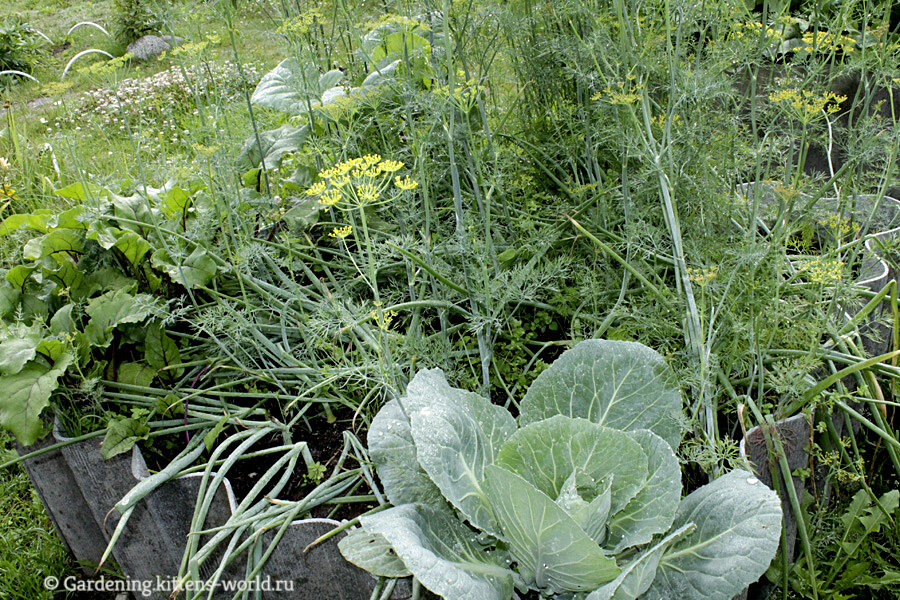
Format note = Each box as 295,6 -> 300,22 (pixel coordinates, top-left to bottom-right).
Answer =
339,340 -> 782,600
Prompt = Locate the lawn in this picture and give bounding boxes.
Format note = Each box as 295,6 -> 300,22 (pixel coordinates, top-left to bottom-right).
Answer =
1,0 -> 899,598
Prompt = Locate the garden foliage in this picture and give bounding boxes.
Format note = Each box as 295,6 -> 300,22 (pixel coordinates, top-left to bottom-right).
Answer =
340,340 -> 782,600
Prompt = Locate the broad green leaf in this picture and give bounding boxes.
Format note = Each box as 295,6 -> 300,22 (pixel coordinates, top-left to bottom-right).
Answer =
55,182 -> 103,201
35,339 -> 69,363
109,191 -> 151,224
49,207 -> 88,230
606,430 -> 681,552
251,58 -> 345,114
359,503 -> 514,600
236,124 -> 310,171
368,398 -> 445,507
162,186 -> 192,218
117,362 -> 157,387
0,353 -> 73,445
281,196 -> 319,231
495,416 -> 648,516
0,282 -> 19,317
151,247 -> 217,288
49,304 -> 75,334
0,323 -> 43,375
101,410 -> 151,458
362,59 -> 402,87
482,465 -> 620,593
144,324 -> 181,375
204,414 -> 229,452
338,528 -> 412,578
23,228 -> 84,260
113,230 -> 151,268
557,471 -> 612,545
6,265 -> 37,288
84,288 -> 159,348
402,368 -> 517,532
587,523 -> 694,600
0,212 -> 53,235
519,339 -> 683,449
643,469 -> 782,600
371,32 -> 431,68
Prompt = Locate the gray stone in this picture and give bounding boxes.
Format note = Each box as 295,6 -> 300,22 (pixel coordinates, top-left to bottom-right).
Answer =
126,35 -> 185,61
739,414 -> 810,600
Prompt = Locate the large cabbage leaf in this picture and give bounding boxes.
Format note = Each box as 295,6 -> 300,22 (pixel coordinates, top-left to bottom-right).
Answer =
519,340 -> 683,449
250,58 -> 345,114
368,398 -> 445,507
606,429 -> 681,552
642,469 -> 783,600
482,466 -> 620,593
337,528 -> 411,578
401,369 -> 517,533
587,523 -> 694,600
495,415 -> 648,516
359,503 -> 515,600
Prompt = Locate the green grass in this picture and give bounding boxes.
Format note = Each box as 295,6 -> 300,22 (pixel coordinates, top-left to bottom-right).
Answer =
1,0 -> 900,597
0,434 -> 72,600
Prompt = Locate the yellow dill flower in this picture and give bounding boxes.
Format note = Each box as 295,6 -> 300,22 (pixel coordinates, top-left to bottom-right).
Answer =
394,175 -> 418,191
331,175 -> 350,188
363,167 -> 382,178
329,225 -> 353,239
357,183 -> 380,203
687,265 -> 718,286
798,257 -> 844,283
769,88 -> 846,123
378,159 -> 404,172
601,81 -> 644,105
307,181 -> 327,196
318,189 -> 342,209
370,307 -> 397,331
361,154 -> 382,168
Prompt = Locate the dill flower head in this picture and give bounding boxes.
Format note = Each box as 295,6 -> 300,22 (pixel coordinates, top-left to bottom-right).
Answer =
308,156 -> 417,210
394,175 -> 418,191
797,257 -> 844,283
329,225 -> 353,239
769,87 -> 847,123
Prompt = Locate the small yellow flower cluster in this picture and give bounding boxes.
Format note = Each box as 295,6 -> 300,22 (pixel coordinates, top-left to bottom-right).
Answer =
78,53 -> 134,78
768,88 -> 847,123
817,213 -> 860,240
687,265 -> 719,286
170,34 -> 220,58
370,303 -> 398,331
594,81 -> 644,105
1,182 -> 17,203
771,181 -> 801,201
650,114 -> 682,128
306,155 -> 417,211
277,9 -> 324,37
797,257 -> 844,283
730,21 -> 783,41
329,225 -> 353,239
394,175 -> 418,190
795,31 -> 856,54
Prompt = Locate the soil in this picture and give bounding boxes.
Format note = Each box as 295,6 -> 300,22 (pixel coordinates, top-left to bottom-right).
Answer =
144,413 -> 372,523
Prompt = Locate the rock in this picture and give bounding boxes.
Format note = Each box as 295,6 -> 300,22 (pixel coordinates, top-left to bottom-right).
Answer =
126,34 -> 185,61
